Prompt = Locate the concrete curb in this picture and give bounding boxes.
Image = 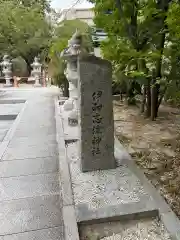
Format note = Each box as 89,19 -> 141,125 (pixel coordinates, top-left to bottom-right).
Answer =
54,98 -> 80,240
0,99 -> 28,160
55,96 -> 180,240
76,197 -> 158,224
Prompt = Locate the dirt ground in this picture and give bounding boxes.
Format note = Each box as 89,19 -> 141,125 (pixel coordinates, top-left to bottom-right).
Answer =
80,217 -> 170,240
114,100 -> 180,218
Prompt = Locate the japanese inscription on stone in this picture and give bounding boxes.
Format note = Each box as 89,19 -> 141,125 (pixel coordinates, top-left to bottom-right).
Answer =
78,55 -> 116,172
91,90 -> 103,156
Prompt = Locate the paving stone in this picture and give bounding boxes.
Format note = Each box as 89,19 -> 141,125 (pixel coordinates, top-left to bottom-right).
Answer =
0,125 -> 13,142
0,88 -> 63,239
0,129 -> 12,142
2,227 -> 64,240
0,173 -> 59,201
0,104 -> 23,115
2,143 -> 57,160
0,129 -> 8,136
0,157 -> 58,177
0,99 -> 26,104
13,128 -> 56,138
0,121 -> 13,129
0,195 -> 63,235
15,124 -> 55,130
8,135 -> 57,148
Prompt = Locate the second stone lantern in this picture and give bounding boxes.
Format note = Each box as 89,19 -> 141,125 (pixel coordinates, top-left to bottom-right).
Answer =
60,30 -> 82,126
31,57 -> 42,87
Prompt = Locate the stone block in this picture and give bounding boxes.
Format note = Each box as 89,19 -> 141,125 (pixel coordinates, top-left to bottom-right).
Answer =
2,227 -> 64,240
0,195 -> 63,235
0,173 -> 59,201
2,143 -> 57,160
78,55 -> 115,172
0,157 -> 58,177
8,134 -> 56,148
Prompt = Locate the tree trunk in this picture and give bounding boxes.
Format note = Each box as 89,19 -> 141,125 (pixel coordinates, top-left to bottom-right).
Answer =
153,0 -> 170,118
151,87 -> 157,121
151,71 -> 157,121
145,78 -> 151,118
137,58 -> 148,114
140,85 -> 146,113
155,84 -> 160,118
120,92 -> 123,101
153,30 -> 165,119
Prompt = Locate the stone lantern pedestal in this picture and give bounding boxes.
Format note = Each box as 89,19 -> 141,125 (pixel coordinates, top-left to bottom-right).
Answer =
0,55 -> 12,87
60,31 -> 82,126
31,57 -> 42,87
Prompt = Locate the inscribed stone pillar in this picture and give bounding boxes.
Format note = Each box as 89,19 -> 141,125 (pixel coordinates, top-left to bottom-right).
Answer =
78,55 -> 116,172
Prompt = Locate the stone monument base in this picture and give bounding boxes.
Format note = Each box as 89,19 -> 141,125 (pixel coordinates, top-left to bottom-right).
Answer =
55,97 -> 180,240
4,83 -> 12,87
63,98 -> 74,111
34,83 -> 42,87
59,102 -> 79,141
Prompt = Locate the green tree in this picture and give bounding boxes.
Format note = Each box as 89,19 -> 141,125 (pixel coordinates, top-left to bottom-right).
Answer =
0,0 -> 51,72
54,19 -> 93,53
49,19 -> 93,96
89,0 -> 179,120
0,0 -> 50,12
164,2 -> 180,105
12,56 -> 28,77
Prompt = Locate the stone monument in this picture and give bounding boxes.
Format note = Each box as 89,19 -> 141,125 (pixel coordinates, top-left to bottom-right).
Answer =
78,55 -> 116,172
31,57 -> 42,87
61,30 -> 82,126
0,55 -> 12,87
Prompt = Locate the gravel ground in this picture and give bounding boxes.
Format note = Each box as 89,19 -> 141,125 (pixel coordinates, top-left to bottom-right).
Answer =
80,217 -> 171,240
66,141 -> 149,210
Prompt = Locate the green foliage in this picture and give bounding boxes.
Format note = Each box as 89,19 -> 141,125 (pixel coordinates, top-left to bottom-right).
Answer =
167,2 -> 180,39
48,53 -> 66,88
12,56 -> 28,77
89,0 -> 180,115
93,0 -> 168,73
0,0 -> 50,12
0,0 -> 51,66
54,19 -> 93,53
49,19 -> 93,90
164,2 -> 180,105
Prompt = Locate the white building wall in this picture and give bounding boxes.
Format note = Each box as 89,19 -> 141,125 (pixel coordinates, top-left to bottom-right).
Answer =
61,8 -> 94,26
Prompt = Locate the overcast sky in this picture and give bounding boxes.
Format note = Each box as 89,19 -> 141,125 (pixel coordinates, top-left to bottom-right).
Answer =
51,0 -> 94,10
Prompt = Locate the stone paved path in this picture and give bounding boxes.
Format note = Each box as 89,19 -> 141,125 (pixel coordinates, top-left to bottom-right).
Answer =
0,88 -> 64,239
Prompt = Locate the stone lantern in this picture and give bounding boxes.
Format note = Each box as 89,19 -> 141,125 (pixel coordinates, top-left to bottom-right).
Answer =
60,30 -> 82,126
31,57 -> 42,87
0,55 -> 12,87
